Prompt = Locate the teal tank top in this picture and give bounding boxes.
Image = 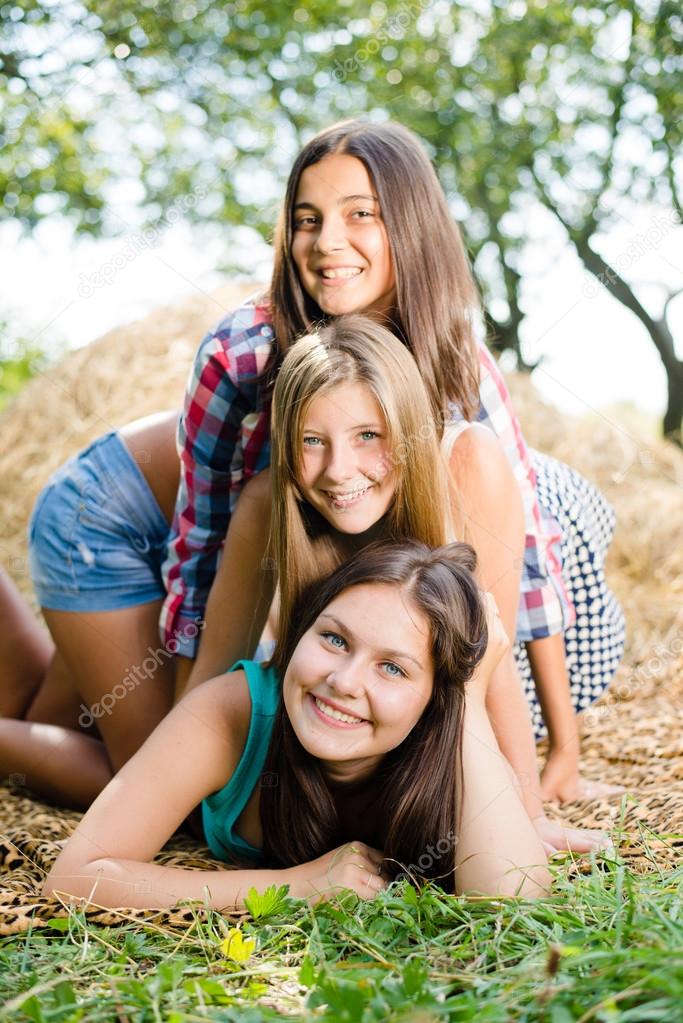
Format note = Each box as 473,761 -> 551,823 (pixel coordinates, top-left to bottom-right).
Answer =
201,659 -> 281,864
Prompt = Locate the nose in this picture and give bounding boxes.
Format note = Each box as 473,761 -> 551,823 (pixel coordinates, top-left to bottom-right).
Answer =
313,213 -> 347,255
323,440 -> 356,484
327,658 -> 364,699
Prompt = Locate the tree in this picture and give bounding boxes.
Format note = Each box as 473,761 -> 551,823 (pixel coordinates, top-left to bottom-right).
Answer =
1,0 -> 681,440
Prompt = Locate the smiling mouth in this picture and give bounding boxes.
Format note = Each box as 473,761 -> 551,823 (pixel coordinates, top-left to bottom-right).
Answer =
311,694 -> 367,726
319,267 -> 363,280
323,485 -> 373,508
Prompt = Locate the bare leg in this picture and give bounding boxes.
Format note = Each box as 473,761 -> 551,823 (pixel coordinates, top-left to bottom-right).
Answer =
0,600 -> 175,807
23,647 -> 97,731
40,600 -> 175,772
0,412 -> 181,805
0,719 -> 111,808
0,567 -> 53,717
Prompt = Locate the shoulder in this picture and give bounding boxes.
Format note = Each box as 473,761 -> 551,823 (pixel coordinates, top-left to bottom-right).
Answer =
448,422 -> 507,465
182,667 -> 252,731
175,668 -> 253,787
193,296 -> 276,386
447,423 -> 516,495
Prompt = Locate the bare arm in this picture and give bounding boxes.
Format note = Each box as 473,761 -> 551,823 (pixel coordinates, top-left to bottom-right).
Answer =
176,470 -> 275,701
447,426 -> 544,819
42,672 -> 279,910
455,595 -> 550,897
447,428 -> 611,852
529,634 -> 623,803
43,671 -> 390,909
457,697 -> 550,897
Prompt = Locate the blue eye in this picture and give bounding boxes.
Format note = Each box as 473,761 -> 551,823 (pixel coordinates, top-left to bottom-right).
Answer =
303,436 -> 322,446
360,430 -> 379,441
322,630 -> 347,649
381,661 -> 405,678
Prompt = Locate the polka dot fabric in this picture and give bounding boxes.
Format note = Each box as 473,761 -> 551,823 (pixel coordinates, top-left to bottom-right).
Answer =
515,452 -> 626,739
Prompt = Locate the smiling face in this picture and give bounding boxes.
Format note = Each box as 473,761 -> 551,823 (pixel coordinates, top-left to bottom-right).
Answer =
282,582 -> 433,784
291,153 -> 396,319
297,380 -> 396,535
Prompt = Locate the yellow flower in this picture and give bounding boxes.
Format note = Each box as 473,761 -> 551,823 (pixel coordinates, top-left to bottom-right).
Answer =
220,927 -> 256,963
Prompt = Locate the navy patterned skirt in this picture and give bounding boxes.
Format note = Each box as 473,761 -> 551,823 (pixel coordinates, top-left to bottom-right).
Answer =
515,453 -> 626,739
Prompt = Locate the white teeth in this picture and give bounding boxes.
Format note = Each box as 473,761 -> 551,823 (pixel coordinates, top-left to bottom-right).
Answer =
320,268 -> 362,279
314,696 -> 364,724
327,487 -> 370,503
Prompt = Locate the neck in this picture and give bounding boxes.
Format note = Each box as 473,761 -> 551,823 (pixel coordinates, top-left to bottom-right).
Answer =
319,754 -> 383,788
331,511 -> 392,558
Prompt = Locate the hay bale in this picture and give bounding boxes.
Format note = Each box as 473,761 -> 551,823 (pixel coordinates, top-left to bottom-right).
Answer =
0,281 -> 256,602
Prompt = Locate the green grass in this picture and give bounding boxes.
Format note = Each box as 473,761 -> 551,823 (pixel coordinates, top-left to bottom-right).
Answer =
1,854 -> 682,1023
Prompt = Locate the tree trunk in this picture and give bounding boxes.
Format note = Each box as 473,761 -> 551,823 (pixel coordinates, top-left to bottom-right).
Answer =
483,307 -> 539,372
573,238 -> 683,446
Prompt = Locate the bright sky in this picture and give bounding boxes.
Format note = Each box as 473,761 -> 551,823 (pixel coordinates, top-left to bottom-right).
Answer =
1,199 -> 681,427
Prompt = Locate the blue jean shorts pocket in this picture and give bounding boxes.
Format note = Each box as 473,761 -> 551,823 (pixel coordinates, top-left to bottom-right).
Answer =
28,432 -> 170,612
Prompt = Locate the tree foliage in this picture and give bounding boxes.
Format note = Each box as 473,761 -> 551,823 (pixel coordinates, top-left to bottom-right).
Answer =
1,0 -> 681,438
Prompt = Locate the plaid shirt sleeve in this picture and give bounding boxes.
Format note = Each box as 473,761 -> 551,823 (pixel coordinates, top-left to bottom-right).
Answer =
159,301 -> 274,657
473,343 -> 575,641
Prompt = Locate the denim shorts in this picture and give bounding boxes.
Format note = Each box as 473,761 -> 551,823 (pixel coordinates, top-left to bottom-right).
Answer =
29,432 -> 170,612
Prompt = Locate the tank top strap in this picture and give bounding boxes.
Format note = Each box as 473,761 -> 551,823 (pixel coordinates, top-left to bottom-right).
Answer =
440,421 -> 472,545
440,419 -> 472,464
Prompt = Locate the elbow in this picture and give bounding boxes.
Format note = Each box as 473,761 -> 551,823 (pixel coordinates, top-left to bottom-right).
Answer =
42,869 -> 85,901
41,858 -> 108,903
456,852 -> 552,900
497,861 -> 552,899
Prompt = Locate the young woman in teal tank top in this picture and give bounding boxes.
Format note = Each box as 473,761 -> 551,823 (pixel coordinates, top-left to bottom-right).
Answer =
44,539 -> 551,906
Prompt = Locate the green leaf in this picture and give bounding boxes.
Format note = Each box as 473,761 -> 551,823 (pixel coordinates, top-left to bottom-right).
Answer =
299,955 -> 315,987
44,918 -> 70,932
244,883 -> 291,920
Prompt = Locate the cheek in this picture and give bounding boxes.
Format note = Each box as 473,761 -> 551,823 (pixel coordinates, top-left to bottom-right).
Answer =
291,235 -> 310,273
298,449 -> 323,489
375,687 -> 428,735
375,450 -> 395,486
377,229 -> 394,280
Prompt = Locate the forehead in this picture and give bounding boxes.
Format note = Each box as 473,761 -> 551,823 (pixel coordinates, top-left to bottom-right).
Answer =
319,583 -> 431,663
295,153 -> 376,203
303,382 -> 385,429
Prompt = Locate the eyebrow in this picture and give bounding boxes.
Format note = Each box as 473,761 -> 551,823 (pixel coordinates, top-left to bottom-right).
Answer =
293,194 -> 379,210
303,422 -> 384,434
318,613 -> 425,671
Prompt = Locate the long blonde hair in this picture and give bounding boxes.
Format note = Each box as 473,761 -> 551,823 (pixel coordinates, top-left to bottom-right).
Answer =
271,315 -> 452,630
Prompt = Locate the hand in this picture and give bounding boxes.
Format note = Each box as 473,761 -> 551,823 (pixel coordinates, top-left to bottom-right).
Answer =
541,748 -> 624,804
284,841 -> 388,903
532,815 -> 614,856
467,592 -> 510,702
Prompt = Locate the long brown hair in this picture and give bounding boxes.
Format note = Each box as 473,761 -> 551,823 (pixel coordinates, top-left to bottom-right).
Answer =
269,118 -> 481,422
260,539 -> 488,892
270,315 -> 452,633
